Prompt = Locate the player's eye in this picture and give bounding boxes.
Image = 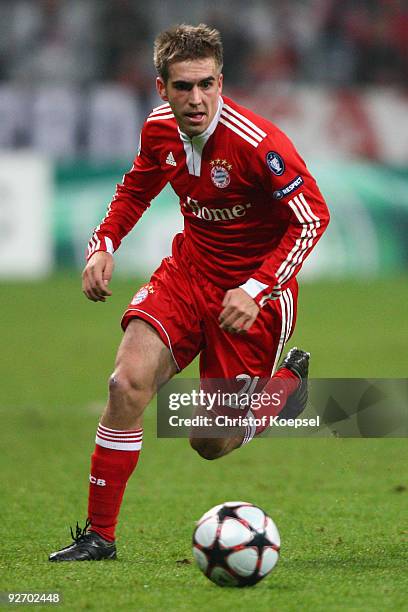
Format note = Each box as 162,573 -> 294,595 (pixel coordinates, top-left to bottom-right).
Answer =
200,81 -> 212,89
174,82 -> 191,91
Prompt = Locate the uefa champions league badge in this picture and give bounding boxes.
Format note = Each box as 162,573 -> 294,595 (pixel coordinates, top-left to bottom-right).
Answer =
131,284 -> 154,305
210,159 -> 232,189
266,151 -> 285,176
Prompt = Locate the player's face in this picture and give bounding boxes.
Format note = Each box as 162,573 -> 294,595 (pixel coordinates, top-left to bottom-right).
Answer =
156,57 -> 223,137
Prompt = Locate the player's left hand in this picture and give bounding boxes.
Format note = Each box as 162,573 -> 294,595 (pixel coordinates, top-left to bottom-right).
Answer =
219,288 -> 260,334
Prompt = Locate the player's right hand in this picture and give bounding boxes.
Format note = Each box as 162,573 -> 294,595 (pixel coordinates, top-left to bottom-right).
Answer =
82,251 -> 114,302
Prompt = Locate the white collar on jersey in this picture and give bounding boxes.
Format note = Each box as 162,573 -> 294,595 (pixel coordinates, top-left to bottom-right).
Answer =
178,96 -> 224,144
177,97 -> 223,177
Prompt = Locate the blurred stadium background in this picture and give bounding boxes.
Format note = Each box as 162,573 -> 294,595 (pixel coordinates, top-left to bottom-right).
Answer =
1,2 -> 408,609
0,0 -> 407,280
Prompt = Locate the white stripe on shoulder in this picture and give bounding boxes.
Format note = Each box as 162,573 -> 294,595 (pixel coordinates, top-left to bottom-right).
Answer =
223,103 -> 267,138
149,106 -> 172,117
221,110 -> 263,143
152,102 -> 171,112
219,117 -> 260,147
146,113 -> 175,122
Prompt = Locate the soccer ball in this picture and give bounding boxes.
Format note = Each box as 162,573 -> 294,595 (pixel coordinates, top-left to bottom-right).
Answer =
192,501 -> 280,587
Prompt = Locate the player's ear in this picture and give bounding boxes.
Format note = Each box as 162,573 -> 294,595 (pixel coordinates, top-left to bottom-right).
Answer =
156,77 -> 168,101
218,72 -> 223,94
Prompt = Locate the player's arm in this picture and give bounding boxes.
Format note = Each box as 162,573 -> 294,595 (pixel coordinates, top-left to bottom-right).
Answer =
82,126 -> 167,302
239,130 -> 330,309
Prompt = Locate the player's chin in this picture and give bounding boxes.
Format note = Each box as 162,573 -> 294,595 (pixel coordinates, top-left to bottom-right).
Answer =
182,116 -> 208,133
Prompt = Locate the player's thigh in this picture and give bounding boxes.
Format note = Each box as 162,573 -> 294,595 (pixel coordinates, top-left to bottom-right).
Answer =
113,318 -> 178,394
121,255 -> 204,372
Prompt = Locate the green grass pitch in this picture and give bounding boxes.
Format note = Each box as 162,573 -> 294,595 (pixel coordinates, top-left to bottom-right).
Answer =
1,274 -> 408,611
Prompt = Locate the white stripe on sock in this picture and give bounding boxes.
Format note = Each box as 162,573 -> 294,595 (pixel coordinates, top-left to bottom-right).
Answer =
95,425 -> 143,451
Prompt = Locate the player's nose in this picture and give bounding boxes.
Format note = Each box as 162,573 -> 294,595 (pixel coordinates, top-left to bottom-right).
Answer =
189,85 -> 202,106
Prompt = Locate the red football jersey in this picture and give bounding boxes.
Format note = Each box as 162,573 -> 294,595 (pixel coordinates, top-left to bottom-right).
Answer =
87,95 -> 330,306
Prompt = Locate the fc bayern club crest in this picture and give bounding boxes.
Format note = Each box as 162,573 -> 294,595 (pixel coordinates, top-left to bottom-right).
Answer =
210,159 -> 232,189
131,283 -> 154,305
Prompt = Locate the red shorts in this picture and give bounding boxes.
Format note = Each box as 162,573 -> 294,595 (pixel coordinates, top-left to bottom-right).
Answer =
121,244 -> 298,380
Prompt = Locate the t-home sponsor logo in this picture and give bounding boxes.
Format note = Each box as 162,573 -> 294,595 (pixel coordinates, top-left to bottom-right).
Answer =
183,196 -> 252,222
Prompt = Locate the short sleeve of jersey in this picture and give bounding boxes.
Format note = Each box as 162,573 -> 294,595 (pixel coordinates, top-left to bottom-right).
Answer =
240,127 -> 330,307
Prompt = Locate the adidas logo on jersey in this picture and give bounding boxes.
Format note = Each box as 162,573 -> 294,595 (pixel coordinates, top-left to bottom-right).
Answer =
166,152 -> 177,166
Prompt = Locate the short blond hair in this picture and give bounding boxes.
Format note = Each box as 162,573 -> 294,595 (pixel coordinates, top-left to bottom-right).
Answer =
154,23 -> 223,82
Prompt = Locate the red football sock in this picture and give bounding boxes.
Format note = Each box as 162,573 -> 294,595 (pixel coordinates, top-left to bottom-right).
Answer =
87,424 -> 143,542
241,368 -> 299,444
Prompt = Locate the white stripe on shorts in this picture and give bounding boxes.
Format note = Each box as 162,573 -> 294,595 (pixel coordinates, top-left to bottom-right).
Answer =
270,288 -> 293,376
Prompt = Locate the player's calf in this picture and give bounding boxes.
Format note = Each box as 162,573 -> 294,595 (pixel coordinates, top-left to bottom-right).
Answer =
188,401 -> 245,458
189,435 -> 243,460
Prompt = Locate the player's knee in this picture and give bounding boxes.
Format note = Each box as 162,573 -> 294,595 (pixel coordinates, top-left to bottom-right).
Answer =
108,366 -> 152,411
189,437 -> 225,460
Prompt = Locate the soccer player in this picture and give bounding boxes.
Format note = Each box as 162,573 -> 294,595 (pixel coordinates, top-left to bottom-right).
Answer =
49,24 -> 329,562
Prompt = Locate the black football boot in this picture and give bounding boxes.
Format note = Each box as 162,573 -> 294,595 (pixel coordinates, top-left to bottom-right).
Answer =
276,347 -> 310,420
49,520 -> 116,562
